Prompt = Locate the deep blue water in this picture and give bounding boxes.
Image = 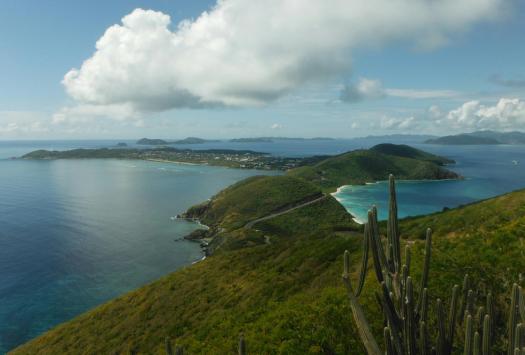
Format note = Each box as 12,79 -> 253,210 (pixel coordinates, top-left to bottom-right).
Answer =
0,145 -> 280,353
334,144 -> 525,222
1,139 -> 524,352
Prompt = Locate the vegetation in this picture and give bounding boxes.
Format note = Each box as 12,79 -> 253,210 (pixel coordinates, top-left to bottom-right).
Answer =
342,175 -> 525,354
369,143 -> 455,165
183,175 -> 323,230
289,146 -> 459,191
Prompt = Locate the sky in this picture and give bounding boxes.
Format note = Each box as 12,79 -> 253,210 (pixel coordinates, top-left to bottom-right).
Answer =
1,0 -> 524,139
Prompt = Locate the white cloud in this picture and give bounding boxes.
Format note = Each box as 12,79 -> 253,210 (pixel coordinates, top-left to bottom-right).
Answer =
386,88 -> 461,99
341,78 -> 385,103
341,79 -> 461,103
380,116 -> 416,129
270,123 -> 282,130
0,111 -> 50,137
61,0 -> 504,119
443,98 -> 525,130
52,104 -> 138,125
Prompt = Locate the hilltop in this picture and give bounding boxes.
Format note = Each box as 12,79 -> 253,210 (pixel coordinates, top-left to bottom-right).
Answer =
289,144 -> 459,191
136,138 -> 169,145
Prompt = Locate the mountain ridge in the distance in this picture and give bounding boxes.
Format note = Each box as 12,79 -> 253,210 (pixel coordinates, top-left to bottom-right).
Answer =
426,130 -> 525,145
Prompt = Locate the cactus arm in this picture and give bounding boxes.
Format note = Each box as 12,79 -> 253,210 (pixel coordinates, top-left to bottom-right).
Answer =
165,337 -> 173,355
417,229 -> 432,316
238,334 -> 246,355
356,224 -> 371,297
420,321 -> 429,355
342,250 -> 383,355
482,315 -> 491,355
387,174 -> 401,273
474,332 -> 481,355
368,210 -> 385,284
384,327 -> 396,355
437,298 -> 446,355
465,314 -> 473,355
406,277 -> 417,355
447,285 -> 460,353
509,284 -> 520,355
459,275 -> 470,324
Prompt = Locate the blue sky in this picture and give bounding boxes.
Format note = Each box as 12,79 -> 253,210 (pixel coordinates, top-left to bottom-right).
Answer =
1,0 -> 524,139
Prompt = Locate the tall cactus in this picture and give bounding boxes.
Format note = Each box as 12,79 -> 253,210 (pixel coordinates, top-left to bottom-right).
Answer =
342,174 -> 524,355
238,334 -> 247,355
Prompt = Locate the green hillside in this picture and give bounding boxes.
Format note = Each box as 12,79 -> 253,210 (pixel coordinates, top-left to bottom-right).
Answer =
183,175 -> 322,230
12,179 -> 525,354
369,143 -> 454,165
289,145 -> 459,191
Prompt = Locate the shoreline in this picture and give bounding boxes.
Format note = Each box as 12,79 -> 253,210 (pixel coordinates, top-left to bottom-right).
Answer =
331,176 -> 466,225
145,158 -> 203,166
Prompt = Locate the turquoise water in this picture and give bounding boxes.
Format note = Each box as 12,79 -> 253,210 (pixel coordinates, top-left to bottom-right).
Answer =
0,154 -> 279,352
334,145 -> 525,222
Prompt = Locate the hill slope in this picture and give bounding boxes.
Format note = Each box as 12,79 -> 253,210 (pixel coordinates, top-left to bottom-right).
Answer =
12,175 -> 525,354
289,145 -> 459,191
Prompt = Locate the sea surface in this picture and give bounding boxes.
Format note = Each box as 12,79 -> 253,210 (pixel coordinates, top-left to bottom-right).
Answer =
333,144 -> 525,222
0,142 -> 280,352
1,139 -> 524,352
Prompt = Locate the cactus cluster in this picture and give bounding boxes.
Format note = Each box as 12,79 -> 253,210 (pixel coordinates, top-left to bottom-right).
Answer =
342,174 -> 525,355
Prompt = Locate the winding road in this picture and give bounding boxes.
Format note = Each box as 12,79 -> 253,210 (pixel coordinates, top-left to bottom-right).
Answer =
244,194 -> 328,229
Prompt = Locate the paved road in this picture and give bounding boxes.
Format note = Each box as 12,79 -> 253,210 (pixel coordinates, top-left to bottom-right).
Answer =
244,195 -> 328,229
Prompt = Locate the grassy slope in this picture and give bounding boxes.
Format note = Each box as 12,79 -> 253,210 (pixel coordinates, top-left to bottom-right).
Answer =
369,143 -> 455,165
184,175 -> 322,230
289,148 -> 459,191
12,186 -> 525,354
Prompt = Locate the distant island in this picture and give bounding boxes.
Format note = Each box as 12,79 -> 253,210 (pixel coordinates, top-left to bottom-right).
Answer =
172,137 -> 220,144
353,134 -> 437,144
136,137 -> 220,145
229,137 -> 335,143
229,137 -> 273,143
116,142 -> 128,147
20,147 -> 320,171
426,130 -> 525,145
136,138 -> 169,145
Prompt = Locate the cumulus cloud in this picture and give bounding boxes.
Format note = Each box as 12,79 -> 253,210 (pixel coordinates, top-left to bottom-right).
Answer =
61,0 -> 504,118
443,98 -> 525,130
270,123 -> 282,130
340,78 -> 385,103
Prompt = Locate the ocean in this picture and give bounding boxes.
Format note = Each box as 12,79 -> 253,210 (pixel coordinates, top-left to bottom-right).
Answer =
0,141 -> 280,352
0,139 -> 524,352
